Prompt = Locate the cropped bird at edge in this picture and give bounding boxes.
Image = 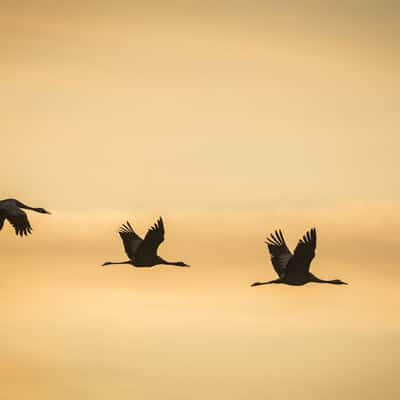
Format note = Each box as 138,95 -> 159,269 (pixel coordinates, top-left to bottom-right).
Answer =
0,198 -> 51,236
102,217 -> 190,268
251,228 -> 347,286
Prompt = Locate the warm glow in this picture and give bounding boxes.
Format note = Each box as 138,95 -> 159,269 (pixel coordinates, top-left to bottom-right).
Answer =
2,1 -> 399,399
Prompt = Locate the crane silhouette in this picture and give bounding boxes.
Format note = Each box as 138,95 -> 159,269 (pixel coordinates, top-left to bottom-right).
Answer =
0,198 -> 51,236
251,228 -> 347,286
102,217 -> 189,268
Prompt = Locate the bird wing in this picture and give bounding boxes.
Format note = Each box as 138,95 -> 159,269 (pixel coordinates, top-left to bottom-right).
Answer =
137,217 -> 165,257
265,230 -> 292,278
5,207 -> 32,236
0,213 -> 5,230
118,221 -> 143,260
285,228 -> 317,277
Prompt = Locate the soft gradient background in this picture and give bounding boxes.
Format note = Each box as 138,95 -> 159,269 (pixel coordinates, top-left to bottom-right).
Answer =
1,1 -> 399,399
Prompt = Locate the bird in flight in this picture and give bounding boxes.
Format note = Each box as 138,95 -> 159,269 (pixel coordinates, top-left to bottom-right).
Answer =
0,198 -> 51,236
251,228 -> 347,286
102,217 -> 189,268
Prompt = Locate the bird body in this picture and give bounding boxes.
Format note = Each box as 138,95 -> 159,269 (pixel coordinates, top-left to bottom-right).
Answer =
251,228 -> 346,286
0,198 -> 51,236
102,218 -> 189,268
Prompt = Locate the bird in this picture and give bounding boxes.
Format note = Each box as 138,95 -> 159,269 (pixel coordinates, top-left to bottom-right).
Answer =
0,198 -> 51,236
251,228 -> 347,286
102,217 -> 190,268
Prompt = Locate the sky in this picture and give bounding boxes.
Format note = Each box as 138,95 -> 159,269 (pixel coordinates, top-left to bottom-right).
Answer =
1,0 -> 399,211
1,1 -> 400,399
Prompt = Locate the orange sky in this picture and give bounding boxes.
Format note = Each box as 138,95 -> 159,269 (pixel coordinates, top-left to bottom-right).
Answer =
1,0 -> 399,211
1,2 -> 400,399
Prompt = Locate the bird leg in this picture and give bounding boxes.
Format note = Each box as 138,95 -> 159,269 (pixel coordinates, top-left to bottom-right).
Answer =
102,261 -> 131,266
251,279 -> 282,287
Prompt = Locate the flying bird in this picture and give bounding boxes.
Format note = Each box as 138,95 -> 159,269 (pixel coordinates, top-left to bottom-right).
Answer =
102,217 -> 189,268
0,198 -> 51,236
251,228 -> 347,286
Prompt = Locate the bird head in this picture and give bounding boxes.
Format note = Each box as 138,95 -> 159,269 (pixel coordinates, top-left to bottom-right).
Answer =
332,279 -> 348,285
36,208 -> 51,214
176,261 -> 190,267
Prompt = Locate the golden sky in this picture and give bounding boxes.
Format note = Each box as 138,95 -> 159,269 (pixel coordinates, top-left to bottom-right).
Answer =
1,2 -> 400,399
1,0 -> 399,211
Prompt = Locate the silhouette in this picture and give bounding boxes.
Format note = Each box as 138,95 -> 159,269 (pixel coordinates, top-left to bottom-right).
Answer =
102,217 -> 189,268
0,198 -> 51,236
251,228 -> 347,286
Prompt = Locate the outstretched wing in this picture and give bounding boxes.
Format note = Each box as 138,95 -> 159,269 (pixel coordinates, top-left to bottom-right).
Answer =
285,228 -> 317,278
5,208 -> 32,236
265,230 -> 292,278
138,217 -> 165,258
118,221 -> 143,260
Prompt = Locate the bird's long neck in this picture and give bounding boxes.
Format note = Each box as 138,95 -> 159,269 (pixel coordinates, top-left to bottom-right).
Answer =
310,276 -> 344,285
159,258 -> 186,267
16,201 -> 31,210
17,202 -> 39,212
